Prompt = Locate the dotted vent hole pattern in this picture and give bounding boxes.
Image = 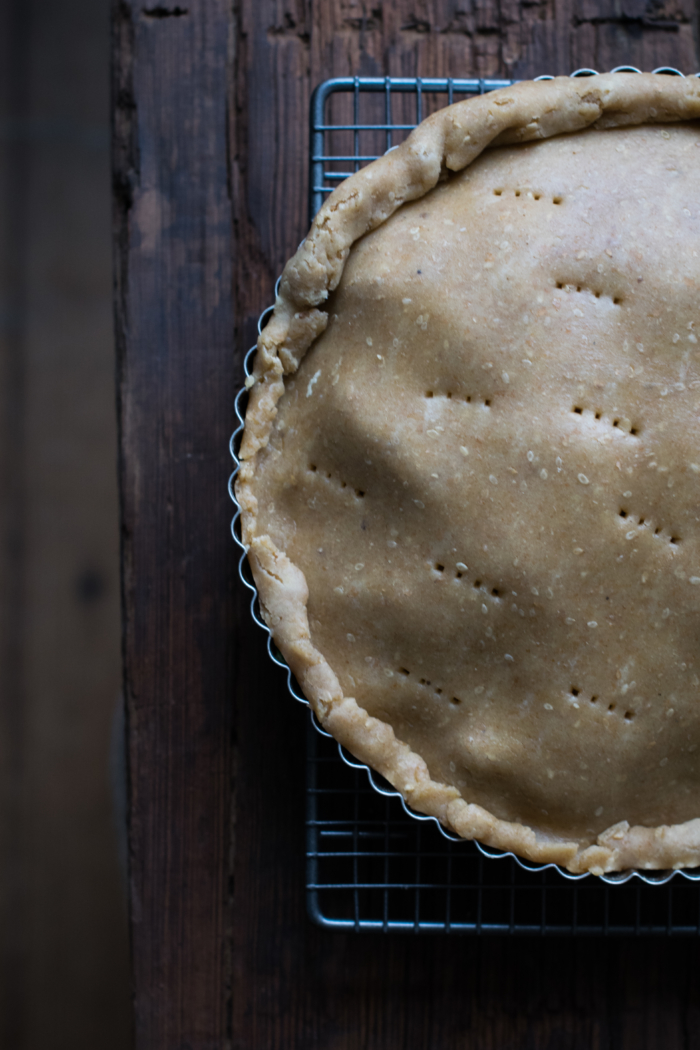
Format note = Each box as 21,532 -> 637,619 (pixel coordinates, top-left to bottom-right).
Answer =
570,686 -> 636,722
425,390 -> 491,406
571,405 -> 639,436
618,508 -> 680,545
309,462 -> 365,500
493,187 -> 562,204
383,670 -> 638,723
556,282 -> 624,306
397,664 -> 464,706
432,563 -> 519,605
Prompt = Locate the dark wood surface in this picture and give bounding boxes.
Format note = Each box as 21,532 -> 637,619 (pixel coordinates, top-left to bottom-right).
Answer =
115,2 -> 700,1047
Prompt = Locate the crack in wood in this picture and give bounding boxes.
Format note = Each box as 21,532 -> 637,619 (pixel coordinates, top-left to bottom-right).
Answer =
268,10 -> 311,41
344,8 -> 383,32
575,15 -> 684,28
141,5 -> 189,18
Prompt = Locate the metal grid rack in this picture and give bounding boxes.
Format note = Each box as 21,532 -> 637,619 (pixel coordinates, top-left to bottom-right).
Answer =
310,76 -> 513,218
307,719 -> 700,936
304,73 -> 700,935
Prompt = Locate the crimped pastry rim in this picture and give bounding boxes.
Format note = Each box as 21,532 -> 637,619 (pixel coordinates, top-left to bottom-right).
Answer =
236,73 -> 700,875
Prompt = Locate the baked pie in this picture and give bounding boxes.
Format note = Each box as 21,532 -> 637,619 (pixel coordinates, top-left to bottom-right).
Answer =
237,73 -> 700,874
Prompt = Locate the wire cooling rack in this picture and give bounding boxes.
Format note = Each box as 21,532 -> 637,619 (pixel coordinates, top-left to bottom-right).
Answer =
307,722 -> 700,936
301,70 -> 700,935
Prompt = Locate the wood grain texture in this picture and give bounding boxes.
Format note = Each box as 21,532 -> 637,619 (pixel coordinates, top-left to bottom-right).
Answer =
117,0 -> 700,1046
114,1 -> 236,1046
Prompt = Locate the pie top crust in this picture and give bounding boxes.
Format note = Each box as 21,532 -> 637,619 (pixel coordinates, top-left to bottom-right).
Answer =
237,74 -> 700,874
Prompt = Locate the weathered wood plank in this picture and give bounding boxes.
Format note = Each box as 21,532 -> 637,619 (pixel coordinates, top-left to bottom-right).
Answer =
114,1 -> 236,1046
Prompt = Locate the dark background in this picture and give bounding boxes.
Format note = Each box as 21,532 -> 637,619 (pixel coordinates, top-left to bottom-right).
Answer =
3,1 -> 700,1047
0,0 -> 130,1047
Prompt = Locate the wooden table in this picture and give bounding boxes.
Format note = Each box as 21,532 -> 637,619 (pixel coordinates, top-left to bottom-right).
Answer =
114,2 -> 700,1046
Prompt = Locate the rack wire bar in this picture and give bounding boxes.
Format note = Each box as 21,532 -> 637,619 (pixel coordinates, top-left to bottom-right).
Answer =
310,77 -> 513,219
306,722 -> 700,936
302,73 -> 700,935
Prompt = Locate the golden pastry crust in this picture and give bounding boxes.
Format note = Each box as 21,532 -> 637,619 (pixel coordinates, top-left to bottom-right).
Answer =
237,74 -> 700,874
